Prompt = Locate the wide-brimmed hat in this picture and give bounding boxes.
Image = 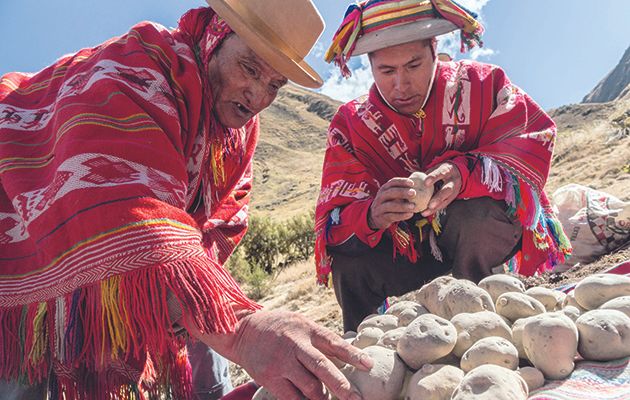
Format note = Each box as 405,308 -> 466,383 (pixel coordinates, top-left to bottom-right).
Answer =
326,0 -> 484,77
207,0 -> 325,88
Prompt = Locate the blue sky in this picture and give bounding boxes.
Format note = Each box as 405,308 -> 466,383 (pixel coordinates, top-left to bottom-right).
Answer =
1,0 -> 628,110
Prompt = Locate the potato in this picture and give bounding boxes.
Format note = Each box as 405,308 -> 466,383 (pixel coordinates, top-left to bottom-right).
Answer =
563,291 -> 587,313
252,386 -> 276,400
525,287 -> 566,312
442,280 -> 496,319
342,331 -> 357,340
478,274 -> 526,303
510,318 -> 529,360
377,327 -> 406,350
404,364 -> 464,400
408,171 -> 434,213
341,345 -> 407,400
522,313 -> 578,379
385,301 -> 429,327
576,309 -> 630,361
560,305 -> 581,322
352,327 -> 384,349
573,274 -> 630,310
460,336 -> 519,373
600,296 -> 630,318
415,276 -> 457,316
451,365 -> 529,400
357,314 -> 398,333
517,367 -> 545,392
397,314 -> 457,369
451,311 -> 513,357
496,292 -> 546,322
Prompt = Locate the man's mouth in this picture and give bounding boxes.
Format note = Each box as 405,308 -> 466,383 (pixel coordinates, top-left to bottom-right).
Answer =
233,101 -> 252,117
394,95 -> 419,106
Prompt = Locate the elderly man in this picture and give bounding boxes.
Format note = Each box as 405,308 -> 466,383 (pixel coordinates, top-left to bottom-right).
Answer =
315,0 -> 572,332
0,1 -> 372,399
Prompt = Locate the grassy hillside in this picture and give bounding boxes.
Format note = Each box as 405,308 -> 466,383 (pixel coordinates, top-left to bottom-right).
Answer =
251,83 -> 630,222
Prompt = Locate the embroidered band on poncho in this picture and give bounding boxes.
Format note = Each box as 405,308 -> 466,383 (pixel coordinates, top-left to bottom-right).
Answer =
0,7 -> 259,399
325,0 -> 484,77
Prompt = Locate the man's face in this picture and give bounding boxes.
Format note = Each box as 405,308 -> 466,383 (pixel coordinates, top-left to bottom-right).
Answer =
369,40 -> 435,115
207,34 -> 288,128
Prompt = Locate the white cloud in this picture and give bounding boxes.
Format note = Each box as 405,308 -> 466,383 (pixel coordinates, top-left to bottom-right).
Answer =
319,55 -> 374,102
318,0 -> 495,102
311,42 -> 326,59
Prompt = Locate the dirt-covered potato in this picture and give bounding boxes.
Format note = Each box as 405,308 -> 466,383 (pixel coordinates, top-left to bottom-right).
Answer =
341,345 -> 408,400
600,296 -> 630,318
404,364 -> 464,400
517,367 -> 545,392
525,287 -> 566,312
386,301 -> 429,327
496,292 -> 546,322
451,365 -> 529,400
352,327 -> 384,349
397,314 -> 457,369
478,274 -> 526,303
576,309 -> 630,361
522,313 -> 578,379
451,311 -> 513,357
357,314 -> 399,333
408,171 -> 434,213
460,336 -> 519,373
377,327 -> 406,350
573,274 -> 630,310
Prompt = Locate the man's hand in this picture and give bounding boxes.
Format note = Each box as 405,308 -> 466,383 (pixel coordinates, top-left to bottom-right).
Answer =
368,177 -> 417,230
192,310 -> 372,400
421,162 -> 462,217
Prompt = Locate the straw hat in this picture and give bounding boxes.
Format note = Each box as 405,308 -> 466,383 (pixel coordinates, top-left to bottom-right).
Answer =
206,0 -> 325,88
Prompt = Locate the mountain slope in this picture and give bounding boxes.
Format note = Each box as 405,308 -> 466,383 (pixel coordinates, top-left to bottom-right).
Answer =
582,45 -> 630,103
251,85 -> 341,219
252,50 -> 630,220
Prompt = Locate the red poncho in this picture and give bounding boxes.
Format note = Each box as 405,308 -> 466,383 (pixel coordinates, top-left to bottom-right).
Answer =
0,7 -> 259,399
315,60 -> 572,285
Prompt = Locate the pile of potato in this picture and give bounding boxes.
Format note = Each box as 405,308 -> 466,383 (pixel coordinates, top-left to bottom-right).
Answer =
331,273 -> 630,400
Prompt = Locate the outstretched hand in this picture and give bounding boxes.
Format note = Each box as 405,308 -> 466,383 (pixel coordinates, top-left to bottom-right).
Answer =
192,310 -> 373,400
421,162 -> 462,217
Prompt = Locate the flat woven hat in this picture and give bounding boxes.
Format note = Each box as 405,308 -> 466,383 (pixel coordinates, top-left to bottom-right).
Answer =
207,0 -> 325,88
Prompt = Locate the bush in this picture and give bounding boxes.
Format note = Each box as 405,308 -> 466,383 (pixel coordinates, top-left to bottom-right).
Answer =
225,211 -> 315,299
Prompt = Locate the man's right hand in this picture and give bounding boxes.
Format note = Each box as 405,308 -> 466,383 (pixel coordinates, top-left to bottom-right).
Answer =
368,177 -> 416,230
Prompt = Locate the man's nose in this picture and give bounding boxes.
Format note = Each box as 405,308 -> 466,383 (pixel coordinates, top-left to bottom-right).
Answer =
243,81 -> 269,112
394,71 -> 410,92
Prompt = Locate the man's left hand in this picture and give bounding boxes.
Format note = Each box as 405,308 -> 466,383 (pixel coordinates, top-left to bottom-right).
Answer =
421,162 -> 462,217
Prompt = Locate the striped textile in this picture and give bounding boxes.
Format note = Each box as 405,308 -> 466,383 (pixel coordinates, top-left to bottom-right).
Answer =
529,357 -> 630,400
325,0 -> 483,77
0,7 -> 259,399
315,60 -> 572,285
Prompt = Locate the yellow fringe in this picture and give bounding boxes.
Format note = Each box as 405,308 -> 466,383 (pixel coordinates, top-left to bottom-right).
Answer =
29,302 -> 47,364
102,275 -> 127,362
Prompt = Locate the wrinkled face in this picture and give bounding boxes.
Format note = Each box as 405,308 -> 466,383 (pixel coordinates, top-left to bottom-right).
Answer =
369,39 -> 435,115
207,34 -> 288,128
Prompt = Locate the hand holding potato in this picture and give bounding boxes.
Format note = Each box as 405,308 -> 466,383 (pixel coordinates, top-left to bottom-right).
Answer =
367,177 -> 417,230
421,162 -> 462,217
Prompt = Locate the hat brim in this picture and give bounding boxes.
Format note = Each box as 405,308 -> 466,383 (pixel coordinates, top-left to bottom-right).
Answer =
207,0 -> 323,89
353,19 -> 458,56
